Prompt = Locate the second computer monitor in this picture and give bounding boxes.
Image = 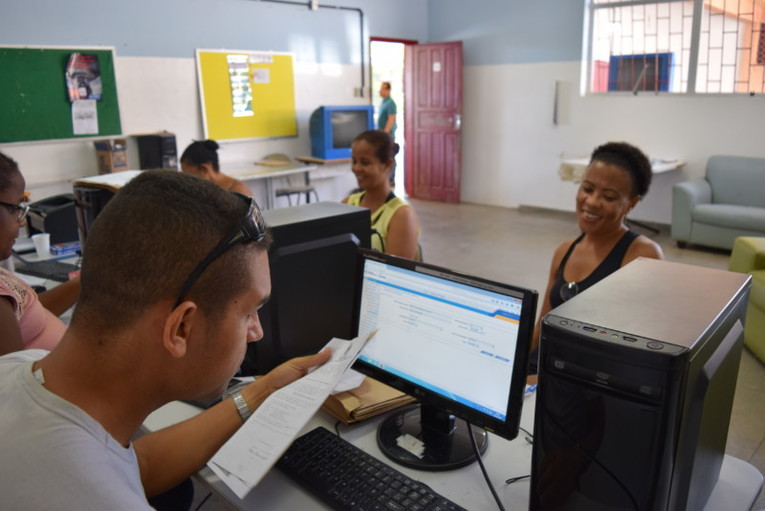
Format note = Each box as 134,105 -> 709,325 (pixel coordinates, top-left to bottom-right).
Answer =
241,202 -> 371,375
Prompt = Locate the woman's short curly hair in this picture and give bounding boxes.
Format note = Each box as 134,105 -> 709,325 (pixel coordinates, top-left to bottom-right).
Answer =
590,142 -> 652,197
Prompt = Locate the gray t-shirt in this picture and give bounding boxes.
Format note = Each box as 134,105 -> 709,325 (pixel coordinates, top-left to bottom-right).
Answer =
0,350 -> 153,510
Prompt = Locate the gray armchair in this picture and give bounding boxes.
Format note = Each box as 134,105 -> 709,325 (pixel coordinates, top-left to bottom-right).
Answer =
671,155 -> 765,250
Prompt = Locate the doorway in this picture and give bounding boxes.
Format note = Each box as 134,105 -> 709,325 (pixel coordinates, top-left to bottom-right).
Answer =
370,39 -> 407,198
371,39 -> 464,203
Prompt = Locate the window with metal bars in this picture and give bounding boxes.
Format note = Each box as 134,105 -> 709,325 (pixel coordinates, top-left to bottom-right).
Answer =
585,0 -> 765,94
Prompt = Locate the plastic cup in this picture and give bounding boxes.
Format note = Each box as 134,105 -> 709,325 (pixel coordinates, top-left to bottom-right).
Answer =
32,233 -> 51,258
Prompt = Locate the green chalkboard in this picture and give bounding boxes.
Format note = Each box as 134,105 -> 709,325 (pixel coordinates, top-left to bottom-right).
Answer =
0,46 -> 121,143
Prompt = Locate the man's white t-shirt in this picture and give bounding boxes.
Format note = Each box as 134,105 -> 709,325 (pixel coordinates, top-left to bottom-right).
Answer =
0,350 -> 153,510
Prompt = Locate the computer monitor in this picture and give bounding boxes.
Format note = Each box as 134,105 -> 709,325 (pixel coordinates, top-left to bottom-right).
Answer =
240,202 -> 371,375
309,105 -> 375,160
352,249 -> 538,471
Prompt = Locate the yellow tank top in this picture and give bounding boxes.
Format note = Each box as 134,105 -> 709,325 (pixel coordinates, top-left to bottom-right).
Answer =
346,191 -> 409,253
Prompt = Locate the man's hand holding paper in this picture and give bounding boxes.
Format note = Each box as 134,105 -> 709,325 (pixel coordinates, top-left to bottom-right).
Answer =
209,331 -> 377,498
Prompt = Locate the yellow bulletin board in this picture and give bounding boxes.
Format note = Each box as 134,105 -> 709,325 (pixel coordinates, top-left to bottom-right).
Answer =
196,49 -> 297,141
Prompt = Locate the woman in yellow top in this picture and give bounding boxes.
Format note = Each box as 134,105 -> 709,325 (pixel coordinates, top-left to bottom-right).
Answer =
344,130 -> 421,260
180,139 -> 252,196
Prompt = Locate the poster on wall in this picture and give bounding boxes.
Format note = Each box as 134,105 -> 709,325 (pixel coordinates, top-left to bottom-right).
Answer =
227,54 -> 253,117
65,52 -> 103,101
196,49 -> 297,141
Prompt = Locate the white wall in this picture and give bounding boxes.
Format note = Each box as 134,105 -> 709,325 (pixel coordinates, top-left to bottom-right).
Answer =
6,0 -> 763,226
1,0 -> 429,202
461,60 -> 765,224
6,57 -> 366,201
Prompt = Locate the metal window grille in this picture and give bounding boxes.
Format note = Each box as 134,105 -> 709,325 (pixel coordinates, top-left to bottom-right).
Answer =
587,0 -> 765,94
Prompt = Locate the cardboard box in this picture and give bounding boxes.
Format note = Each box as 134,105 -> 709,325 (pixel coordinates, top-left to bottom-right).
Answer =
94,138 -> 128,174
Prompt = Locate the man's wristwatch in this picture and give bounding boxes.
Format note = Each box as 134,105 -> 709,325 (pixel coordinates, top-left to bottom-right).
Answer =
231,391 -> 252,423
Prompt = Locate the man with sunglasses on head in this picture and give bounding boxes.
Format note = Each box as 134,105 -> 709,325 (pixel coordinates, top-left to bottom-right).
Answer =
0,170 -> 330,509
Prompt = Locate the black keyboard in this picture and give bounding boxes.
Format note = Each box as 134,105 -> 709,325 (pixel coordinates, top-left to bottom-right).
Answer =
15,259 -> 80,282
277,426 -> 467,511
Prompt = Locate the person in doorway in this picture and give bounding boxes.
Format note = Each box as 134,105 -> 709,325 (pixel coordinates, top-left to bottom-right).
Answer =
0,151 -> 79,357
180,139 -> 252,196
377,82 -> 397,140
528,141 -> 664,376
344,130 -> 420,260
377,81 -> 398,186
0,170 -> 330,509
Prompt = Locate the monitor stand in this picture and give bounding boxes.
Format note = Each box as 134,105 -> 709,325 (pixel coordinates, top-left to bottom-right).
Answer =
377,403 -> 488,471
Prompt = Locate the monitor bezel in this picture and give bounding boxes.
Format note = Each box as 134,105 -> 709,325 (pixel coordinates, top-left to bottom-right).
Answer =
351,249 -> 538,441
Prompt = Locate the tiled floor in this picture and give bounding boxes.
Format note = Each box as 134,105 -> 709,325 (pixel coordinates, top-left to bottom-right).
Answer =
192,199 -> 764,510
413,199 -> 765,511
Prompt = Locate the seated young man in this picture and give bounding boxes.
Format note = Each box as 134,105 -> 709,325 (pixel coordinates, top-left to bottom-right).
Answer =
0,170 -> 330,508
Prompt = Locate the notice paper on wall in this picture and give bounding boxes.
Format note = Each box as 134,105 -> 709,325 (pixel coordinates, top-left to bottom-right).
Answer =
208,330 -> 377,499
227,54 -> 253,118
72,100 -> 98,135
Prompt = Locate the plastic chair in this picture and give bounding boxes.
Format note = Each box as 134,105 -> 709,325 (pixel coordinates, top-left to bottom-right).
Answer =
268,153 -> 319,206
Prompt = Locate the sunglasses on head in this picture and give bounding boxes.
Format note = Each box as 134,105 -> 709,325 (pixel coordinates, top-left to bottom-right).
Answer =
172,192 -> 266,310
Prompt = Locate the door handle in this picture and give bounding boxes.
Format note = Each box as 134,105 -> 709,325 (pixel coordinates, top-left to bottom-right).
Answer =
454,114 -> 462,131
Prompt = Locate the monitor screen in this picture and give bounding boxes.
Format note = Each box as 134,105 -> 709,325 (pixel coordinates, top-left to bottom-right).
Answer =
352,249 -> 538,471
331,110 -> 370,149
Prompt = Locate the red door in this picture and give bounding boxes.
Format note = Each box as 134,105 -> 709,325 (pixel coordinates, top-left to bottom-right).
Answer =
404,41 -> 463,202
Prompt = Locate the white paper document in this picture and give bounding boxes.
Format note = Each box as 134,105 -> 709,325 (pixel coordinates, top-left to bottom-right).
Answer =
71,99 -> 98,134
208,332 -> 376,499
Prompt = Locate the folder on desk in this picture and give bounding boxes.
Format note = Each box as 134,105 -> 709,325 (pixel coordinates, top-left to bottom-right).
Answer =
322,376 -> 416,424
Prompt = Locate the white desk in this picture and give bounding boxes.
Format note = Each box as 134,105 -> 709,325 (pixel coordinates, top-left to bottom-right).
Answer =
558,158 -> 685,183
142,393 -> 762,510
227,163 -> 318,210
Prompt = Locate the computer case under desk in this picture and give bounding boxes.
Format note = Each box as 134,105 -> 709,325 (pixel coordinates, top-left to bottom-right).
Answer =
530,258 -> 750,511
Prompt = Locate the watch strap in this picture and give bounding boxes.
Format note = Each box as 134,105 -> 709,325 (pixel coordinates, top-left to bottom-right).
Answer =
231,391 -> 252,423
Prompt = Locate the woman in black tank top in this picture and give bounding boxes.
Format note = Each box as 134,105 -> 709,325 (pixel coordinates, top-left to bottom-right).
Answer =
528,142 -> 664,375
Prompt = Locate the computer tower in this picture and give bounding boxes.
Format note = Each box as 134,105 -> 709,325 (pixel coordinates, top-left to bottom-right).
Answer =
530,258 -> 750,511
134,132 -> 178,170
26,193 -> 79,244
72,186 -> 115,247
240,202 -> 371,375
